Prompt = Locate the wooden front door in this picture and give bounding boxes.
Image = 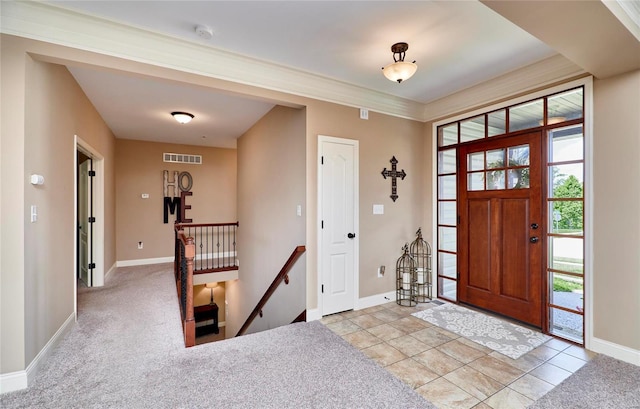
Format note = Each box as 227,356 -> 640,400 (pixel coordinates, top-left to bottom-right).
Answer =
458,132 -> 543,327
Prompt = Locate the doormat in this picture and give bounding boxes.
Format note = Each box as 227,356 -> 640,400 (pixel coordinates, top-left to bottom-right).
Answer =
412,303 -> 551,359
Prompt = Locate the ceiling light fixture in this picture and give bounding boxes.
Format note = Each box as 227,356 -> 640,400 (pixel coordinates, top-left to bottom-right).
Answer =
171,111 -> 194,124
382,42 -> 417,83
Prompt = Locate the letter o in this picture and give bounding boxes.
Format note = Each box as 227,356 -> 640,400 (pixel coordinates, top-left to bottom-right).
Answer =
178,171 -> 193,192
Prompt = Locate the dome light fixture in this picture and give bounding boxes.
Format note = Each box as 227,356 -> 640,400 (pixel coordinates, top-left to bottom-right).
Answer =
171,111 -> 194,124
382,42 -> 417,83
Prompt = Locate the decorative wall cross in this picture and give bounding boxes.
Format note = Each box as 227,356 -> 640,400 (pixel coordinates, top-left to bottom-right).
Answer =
381,156 -> 406,202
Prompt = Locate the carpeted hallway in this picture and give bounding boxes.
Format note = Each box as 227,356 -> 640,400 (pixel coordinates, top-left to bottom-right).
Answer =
0,264 -> 432,408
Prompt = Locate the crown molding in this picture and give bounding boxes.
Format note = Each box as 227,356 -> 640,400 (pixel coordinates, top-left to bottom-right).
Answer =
0,1 -> 424,121
422,54 -> 586,122
2,2 -> 588,124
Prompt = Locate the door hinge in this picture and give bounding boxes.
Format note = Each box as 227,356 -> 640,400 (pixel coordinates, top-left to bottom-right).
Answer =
321,220 -> 324,229
88,170 -> 96,177
88,263 -> 96,269
321,156 -> 324,165
88,217 -> 96,223
321,284 -> 324,294
457,215 -> 461,225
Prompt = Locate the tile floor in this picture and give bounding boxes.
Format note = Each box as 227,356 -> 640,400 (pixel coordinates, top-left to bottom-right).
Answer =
321,301 -> 597,409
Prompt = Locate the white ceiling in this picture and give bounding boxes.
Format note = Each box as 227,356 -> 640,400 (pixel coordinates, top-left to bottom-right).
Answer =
48,1 -> 558,148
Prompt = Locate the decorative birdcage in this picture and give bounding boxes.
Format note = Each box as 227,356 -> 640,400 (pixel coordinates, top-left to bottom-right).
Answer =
396,244 -> 417,307
409,228 -> 432,302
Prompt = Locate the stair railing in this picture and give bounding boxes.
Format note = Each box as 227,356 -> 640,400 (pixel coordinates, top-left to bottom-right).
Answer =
175,222 -> 239,274
236,245 -> 306,337
175,229 -> 196,347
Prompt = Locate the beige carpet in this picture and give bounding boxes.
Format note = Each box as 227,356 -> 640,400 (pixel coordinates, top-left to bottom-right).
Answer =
0,263 -> 435,409
528,354 -> 640,408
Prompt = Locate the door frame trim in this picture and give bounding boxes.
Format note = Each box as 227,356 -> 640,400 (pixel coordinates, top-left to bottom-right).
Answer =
74,135 -> 105,319
431,76 -> 593,347
317,135 -> 359,317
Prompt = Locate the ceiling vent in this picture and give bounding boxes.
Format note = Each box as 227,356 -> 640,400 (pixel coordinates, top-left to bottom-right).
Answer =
163,153 -> 202,165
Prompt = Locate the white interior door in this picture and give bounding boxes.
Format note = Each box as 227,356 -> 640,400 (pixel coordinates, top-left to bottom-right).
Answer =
79,158 -> 93,286
319,136 -> 358,316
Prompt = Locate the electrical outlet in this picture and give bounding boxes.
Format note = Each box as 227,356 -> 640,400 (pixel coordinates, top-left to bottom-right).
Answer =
378,265 -> 385,278
138,241 -> 143,250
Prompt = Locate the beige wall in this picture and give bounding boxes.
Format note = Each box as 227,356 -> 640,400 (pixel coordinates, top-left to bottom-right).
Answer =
228,105 -> 307,336
115,139 -> 236,261
593,70 -> 640,350
1,39 -> 117,372
1,34 -> 28,374
304,101 -> 427,309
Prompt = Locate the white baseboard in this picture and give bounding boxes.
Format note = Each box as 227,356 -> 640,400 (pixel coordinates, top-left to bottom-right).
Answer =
356,291 -> 395,310
308,291 -> 395,320
104,262 -> 117,283
0,371 -> 27,394
1,312 -> 75,394
117,252 -> 237,268
196,321 -> 226,328
116,257 -> 173,267
306,309 -> 321,321
590,337 -> 640,365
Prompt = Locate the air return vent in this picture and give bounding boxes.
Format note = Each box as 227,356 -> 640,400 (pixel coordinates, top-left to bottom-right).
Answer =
163,153 -> 202,165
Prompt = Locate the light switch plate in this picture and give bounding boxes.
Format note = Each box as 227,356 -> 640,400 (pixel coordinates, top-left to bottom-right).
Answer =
373,204 -> 384,215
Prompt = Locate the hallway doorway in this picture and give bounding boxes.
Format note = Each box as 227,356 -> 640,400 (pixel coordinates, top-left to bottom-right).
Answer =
74,136 -> 106,316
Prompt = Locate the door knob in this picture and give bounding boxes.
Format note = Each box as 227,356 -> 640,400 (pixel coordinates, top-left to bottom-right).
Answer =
530,236 -> 539,243
530,223 -> 539,229
347,233 -> 356,239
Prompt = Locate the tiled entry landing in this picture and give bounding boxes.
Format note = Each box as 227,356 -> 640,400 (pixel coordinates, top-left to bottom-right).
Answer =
321,302 -> 595,409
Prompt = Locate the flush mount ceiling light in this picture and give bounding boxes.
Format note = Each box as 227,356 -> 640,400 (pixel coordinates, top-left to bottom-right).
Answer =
171,111 -> 194,124
382,42 -> 418,83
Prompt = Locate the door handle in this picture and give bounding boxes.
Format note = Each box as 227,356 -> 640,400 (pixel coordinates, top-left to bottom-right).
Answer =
529,236 -> 539,243
530,223 -> 539,230
347,232 -> 356,239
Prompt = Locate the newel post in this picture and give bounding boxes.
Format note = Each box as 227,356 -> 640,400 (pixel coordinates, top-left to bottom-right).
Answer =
184,236 -> 196,347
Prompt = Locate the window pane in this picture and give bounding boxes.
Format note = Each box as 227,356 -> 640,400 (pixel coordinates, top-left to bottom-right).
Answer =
487,170 -> 505,190
547,88 -> 583,124
460,115 -> 485,143
439,124 -> 458,147
550,272 -> 583,312
508,144 -> 529,166
438,149 -> 457,174
550,200 -> 583,234
438,201 -> 457,226
468,172 -> 484,191
438,226 -> 457,252
508,168 -> 530,189
468,152 -> 484,171
439,277 -> 457,301
550,125 -> 583,163
438,175 -> 457,200
550,307 -> 583,343
509,99 -> 543,131
550,164 -> 583,198
488,109 -> 506,137
486,149 -> 504,169
549,236 -> 583,274
438,252 -> 457,279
